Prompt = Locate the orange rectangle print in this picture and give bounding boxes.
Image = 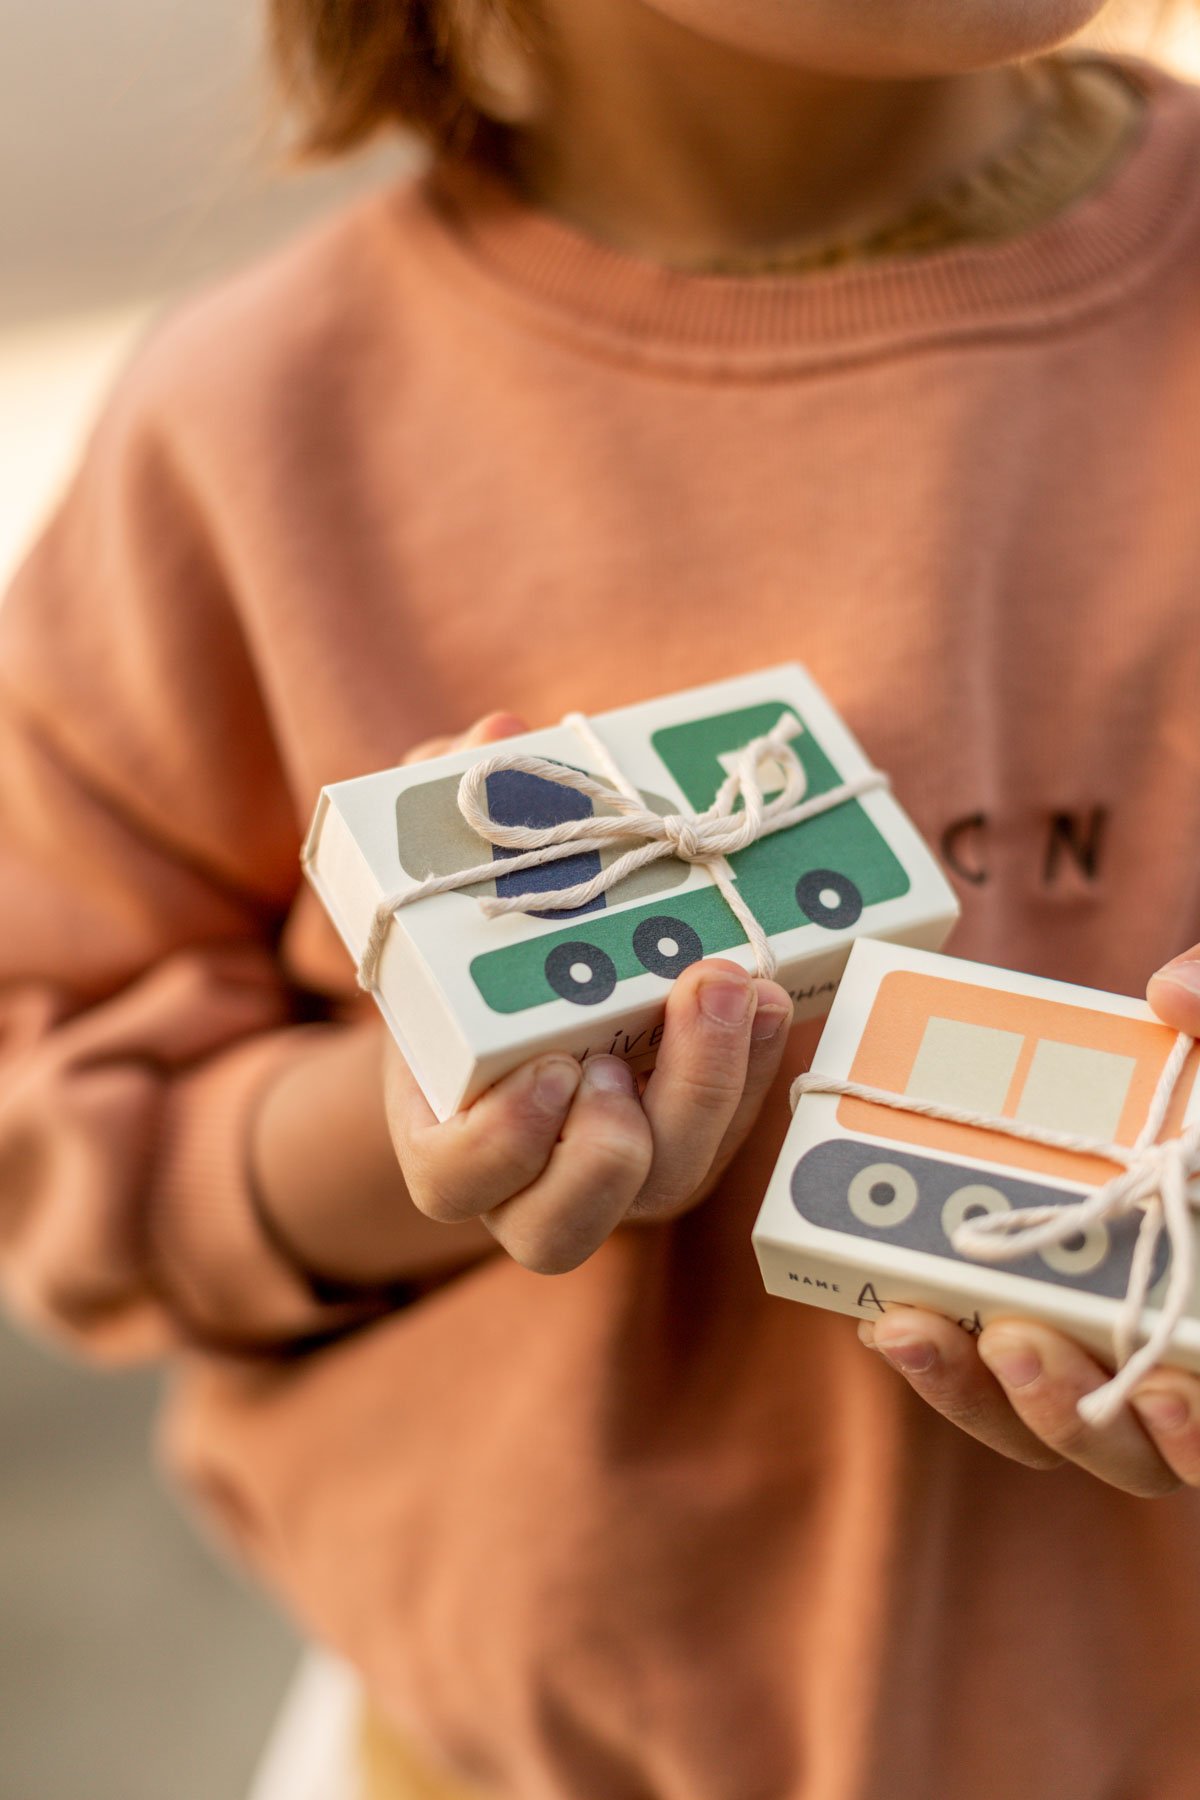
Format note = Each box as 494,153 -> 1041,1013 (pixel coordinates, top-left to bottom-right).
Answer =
753,942 -> 1200,1375
840,970 -> 1200,1189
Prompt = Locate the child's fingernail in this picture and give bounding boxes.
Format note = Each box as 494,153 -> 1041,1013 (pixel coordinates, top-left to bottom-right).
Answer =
581,1055 -> 637,1096
979,1337 -> 1042,1389
698,975 -> 753,1025
533,1058 -> 581,1113
877,1337 -> 937,1375
751,1001 -> 792,1041
464,711 -> 525,744
857,1321 -> 878,1349
1151,958 -> 1200,998
1132,1386 -> 1191,1434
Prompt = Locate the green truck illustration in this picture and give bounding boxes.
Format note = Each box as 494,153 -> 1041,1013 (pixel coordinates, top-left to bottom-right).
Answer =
395,700 -> 910,1015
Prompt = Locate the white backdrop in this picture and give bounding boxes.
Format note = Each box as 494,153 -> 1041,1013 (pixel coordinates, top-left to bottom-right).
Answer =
0,0 -> 410,579
0,0 -> 407,328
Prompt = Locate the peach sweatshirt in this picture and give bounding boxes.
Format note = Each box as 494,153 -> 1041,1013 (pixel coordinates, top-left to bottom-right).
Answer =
4,45 -> 1200,1800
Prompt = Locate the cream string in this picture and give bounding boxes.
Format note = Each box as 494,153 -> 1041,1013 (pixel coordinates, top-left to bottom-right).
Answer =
358,709 -> 889,992
791,1031 -> 1200,1426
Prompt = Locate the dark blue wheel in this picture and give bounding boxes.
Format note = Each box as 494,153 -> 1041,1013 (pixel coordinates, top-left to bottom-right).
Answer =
632,915 -> 704,980
545,941 -> 617,1006
795,869 -> 863,931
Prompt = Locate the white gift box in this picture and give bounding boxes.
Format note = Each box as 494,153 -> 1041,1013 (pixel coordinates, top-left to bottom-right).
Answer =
302,666 -> 959,1119
753,938 -> 1200,1383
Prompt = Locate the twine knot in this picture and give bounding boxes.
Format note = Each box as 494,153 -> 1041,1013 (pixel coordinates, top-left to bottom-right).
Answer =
661,814 -> 707,862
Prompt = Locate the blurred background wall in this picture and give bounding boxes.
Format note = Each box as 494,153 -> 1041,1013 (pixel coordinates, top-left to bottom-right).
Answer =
0,6 -> 403,1798
0,0 -> 408,581
1,3 -> 1198,1798
0,1 -> 403,329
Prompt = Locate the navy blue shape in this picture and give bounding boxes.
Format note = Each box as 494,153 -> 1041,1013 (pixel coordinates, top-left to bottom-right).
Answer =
486,769 -> 605,921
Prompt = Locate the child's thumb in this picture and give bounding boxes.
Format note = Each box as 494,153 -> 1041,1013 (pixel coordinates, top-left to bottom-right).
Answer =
1147,947 -> 1200,1036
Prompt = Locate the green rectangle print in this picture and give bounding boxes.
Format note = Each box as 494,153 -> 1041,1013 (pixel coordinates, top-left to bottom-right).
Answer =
469,701 -> 910,1015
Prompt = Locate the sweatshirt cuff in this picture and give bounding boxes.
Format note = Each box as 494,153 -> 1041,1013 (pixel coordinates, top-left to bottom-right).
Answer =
148,1026 -> 398,1351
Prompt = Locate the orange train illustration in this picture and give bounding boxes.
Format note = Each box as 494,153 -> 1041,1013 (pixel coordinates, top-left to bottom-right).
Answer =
788,967 -> 1200,1301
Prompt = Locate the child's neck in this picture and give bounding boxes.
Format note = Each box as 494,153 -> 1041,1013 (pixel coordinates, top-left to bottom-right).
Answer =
510,4 -> 1057,269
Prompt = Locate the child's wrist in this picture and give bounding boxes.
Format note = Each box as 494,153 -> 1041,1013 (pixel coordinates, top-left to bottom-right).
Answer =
248,1020 -> 496,1290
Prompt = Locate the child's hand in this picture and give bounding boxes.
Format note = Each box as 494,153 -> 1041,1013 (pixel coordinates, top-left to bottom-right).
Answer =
384,713 -> 794,1277
856,947 -> 1200,1498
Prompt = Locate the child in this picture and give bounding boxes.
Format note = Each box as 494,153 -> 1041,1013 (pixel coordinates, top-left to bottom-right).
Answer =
4,2 -> 1200,1795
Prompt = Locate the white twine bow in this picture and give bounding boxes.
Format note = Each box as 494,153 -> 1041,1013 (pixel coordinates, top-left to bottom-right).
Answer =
358,709 -> 889,992
791,1029 -> 1200,1426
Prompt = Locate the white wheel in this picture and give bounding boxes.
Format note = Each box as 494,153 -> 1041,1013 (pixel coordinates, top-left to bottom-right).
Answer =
847,1161 -> 919,1229
942,1183 -> 1011,1245
1040,1223 -> 1110,1276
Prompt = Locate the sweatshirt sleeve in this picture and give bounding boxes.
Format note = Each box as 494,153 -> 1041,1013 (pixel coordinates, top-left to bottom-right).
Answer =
0,331 -> 374,1362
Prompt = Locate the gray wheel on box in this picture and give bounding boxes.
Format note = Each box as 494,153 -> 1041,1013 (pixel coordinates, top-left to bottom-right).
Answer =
795,868 -> 863,930
545,941 -> 618,1006
631,915 -> 704,980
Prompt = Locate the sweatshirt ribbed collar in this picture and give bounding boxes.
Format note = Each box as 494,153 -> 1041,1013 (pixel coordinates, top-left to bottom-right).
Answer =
406,51 -> 1200,377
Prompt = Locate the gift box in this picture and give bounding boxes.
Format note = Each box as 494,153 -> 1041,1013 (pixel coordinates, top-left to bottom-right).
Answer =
753,938 -> 1200,1422
302,666 -> 959,1119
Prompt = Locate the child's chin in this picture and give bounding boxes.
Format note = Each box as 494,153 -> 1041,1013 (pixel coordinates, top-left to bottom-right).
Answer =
889,0 -> 1113,73
638,0 -> 1109,79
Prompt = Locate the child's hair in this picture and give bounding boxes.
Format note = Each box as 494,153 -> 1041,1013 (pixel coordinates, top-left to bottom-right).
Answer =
269,0 -> 531,161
